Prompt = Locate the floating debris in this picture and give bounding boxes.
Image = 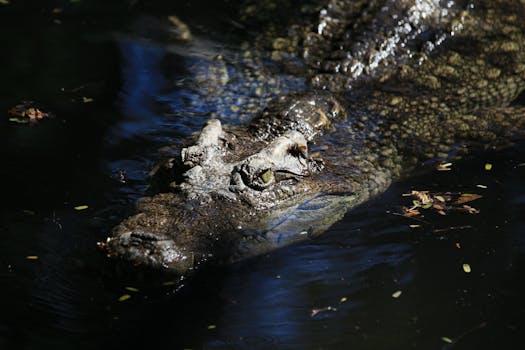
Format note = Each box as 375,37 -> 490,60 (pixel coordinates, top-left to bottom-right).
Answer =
436,162 -> 453,171
462,263 -> 472,273
9,118 -> 26,124
454,193 -> 482,205
167,15 -> 191,41
82,97 -> 94,103
118,169 -> 127,184
74,205 -> 89,211
392,290 -> 402,298
435,195 -> 446,203
432,225 -> 472,233
311,306 -> 337,317
403,208 -> 421,217
461,205 -> 479,214
118,294 -> 131,302
8,101 -> 51,125
441,336 -> 454,344
340,297 -> 348,303
207,325 -> 217,330
476,184 -> 488,189
26,256 -> 39,260
484,163 -> 493,171
401,190 -> 482,218
125,287 -> 139,292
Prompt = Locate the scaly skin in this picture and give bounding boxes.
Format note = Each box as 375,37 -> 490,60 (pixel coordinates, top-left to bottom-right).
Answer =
106,0 -> 525,274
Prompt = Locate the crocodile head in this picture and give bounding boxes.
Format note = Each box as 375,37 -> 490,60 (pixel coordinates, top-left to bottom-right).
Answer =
105,92 -> 364,274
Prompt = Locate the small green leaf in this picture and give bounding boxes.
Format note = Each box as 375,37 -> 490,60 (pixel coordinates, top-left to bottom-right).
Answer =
441,337 -> 453,344
118,294 -> 131,302
9,117 -> 29,124
162,281 -> 177,286
392,290 -> 402,298
125,287 -> 139,292
435,195 -> 446,202
82,97 -> 94,103
74,205 -> 89,211
484,163 -> 493,171
207,325 -> 216,330
340,297 -> 348,303
462,263 -> 472,273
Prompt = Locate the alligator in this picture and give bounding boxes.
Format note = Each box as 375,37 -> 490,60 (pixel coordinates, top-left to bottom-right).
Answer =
105,0 -> 525,275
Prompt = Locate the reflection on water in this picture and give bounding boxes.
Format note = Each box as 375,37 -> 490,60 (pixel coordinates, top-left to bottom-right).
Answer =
109,40 -> 169,142
1,2 -> 525,350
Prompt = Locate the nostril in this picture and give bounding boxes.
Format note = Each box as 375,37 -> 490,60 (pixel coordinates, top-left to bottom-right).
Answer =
129,231 -> 160,242
288,143 -> 308,159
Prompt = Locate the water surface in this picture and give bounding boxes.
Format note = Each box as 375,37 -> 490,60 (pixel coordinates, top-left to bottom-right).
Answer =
1,1 -> 524,349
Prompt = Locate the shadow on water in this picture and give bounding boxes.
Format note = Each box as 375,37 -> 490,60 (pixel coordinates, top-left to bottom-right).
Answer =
1,1 -> 525,350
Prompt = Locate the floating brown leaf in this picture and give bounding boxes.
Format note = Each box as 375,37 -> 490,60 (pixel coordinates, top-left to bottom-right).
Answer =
403,208 -> 421,217
461,205 -> 480,214
8,101 -> 51,125
454,194 -> 482,205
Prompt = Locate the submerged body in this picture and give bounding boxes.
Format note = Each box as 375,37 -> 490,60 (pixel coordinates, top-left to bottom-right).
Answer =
106,0 -> 525,274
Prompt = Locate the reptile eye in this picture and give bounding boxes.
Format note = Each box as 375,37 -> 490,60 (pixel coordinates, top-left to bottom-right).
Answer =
259,169 -> 273,183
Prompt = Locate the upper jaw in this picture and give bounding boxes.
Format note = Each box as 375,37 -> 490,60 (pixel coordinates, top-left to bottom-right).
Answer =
105,230 -> 194,273
105,110 -> 329,271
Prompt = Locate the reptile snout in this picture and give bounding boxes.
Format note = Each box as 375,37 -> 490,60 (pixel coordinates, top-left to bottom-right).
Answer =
106,231 -> 192,273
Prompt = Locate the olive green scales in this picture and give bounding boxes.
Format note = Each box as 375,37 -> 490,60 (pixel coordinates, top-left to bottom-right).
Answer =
106,0 -> 525,274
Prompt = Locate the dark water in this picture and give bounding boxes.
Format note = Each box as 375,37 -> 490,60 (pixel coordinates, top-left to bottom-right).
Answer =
1,1 -> 524,349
